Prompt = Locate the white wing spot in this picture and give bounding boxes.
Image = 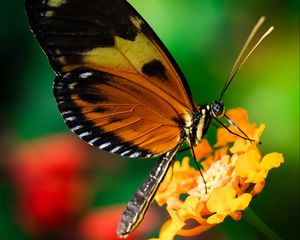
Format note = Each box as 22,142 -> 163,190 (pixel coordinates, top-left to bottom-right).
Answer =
65,116 -> 76,122
71,125 -> 84,132
55,49 -> 62,55
79,72 -> 93,79
111,146 -> 123,153
47,0 -> 67,8
130,152 -> 141,158
45,11 -> 54,17
62,110 -> 73,115
68,82 -> 77,90
121,150 -> 131,156
89,137 -> 100,145
79,132 -> 91,138
99,142 -> 111,149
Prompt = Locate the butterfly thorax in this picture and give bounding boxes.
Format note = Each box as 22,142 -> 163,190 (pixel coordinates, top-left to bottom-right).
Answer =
188,101 -> 225,146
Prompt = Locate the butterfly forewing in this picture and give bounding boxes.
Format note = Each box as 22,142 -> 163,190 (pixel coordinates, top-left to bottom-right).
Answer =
26,0 -> 197,157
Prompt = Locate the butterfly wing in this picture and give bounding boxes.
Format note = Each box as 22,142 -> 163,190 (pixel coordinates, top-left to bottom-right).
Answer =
25,0 -> 197,157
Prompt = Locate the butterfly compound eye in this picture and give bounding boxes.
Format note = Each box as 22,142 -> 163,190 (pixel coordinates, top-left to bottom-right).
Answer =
211,101 -> 225,118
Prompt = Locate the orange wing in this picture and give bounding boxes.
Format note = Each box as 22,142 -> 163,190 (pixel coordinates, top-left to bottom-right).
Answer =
25,0 -> 198,157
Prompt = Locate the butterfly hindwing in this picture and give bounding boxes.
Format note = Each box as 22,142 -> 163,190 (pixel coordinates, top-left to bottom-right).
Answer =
26,0 -> 197,157
54,67 -> 183,157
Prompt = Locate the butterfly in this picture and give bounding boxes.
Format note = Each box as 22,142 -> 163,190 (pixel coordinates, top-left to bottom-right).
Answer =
25,0 -> 273,238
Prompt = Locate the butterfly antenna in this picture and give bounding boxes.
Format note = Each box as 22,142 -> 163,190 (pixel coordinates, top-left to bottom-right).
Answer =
229,16 -> 266,78
219,17 -> 274,101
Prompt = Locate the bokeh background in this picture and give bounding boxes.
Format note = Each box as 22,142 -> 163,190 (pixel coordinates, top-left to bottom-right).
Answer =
0,0 -> 298,239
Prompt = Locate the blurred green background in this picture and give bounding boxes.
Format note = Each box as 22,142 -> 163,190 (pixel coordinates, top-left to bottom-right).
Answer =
0,0 -> 298,239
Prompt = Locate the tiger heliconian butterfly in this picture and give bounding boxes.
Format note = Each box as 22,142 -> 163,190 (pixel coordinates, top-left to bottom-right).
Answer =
25,0 -> 273,238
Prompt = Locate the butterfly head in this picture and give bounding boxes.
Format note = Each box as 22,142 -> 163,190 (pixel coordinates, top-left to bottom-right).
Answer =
210,100 -> 225,119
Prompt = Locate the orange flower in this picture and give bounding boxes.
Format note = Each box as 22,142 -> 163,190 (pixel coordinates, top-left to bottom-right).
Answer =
150,108 -> 283,240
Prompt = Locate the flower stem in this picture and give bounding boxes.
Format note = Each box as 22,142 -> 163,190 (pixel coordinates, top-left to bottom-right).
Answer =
244,208 -> 282,240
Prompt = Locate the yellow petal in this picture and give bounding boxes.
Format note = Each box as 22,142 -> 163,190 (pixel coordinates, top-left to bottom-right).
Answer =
206,186 -> 252,224
236,150 -> 284,183
260,152 -> 284,170
253,124 -> 266,140
207,186 -> 237,212
207,213 -> 227,224
230,139 -> 251,153
178,196 -> 200,218
231,193 -> 252,210
235,150 -> 261,182
158,209 -> 185,240
182,156 -> 192,171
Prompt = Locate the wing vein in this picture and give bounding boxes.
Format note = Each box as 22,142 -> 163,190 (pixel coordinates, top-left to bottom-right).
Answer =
100,74 -> 185,120
114,44 -> 190,112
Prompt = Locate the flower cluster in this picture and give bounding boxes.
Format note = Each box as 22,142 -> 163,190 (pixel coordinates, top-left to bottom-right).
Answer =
5,134 -> 157,239
150,108 -> 283,240
7,134 -> 93,235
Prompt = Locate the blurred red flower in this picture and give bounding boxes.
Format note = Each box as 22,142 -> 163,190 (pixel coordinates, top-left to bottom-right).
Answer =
78,205 -> 158,240
7,134 -> 94,236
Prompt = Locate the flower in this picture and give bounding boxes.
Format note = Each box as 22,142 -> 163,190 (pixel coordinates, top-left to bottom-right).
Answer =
7,134 -> 94,236
77,205 -> 158,240
150,108 -> 284,240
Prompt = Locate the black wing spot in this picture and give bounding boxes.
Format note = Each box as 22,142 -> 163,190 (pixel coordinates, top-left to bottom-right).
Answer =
118,18 -> 138,41
172,117 -> 185,127
93,106 -> 107,113
77,85 -> 108,103
109,117 -> 124,124
142,59 -> 166,79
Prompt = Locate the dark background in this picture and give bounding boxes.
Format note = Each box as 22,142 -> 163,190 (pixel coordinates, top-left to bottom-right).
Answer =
0,0 -> 299,239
